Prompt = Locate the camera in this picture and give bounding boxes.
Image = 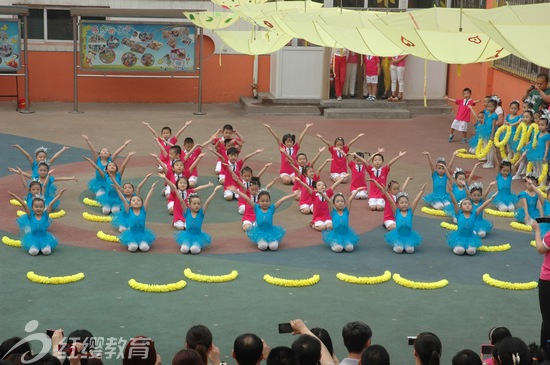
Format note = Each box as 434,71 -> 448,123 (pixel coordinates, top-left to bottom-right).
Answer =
278,323 -> 293,334
407,336 -> 417,346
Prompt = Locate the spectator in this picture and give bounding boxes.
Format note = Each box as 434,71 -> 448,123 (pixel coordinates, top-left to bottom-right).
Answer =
494,337 -> 532,365
290,320 -> 334,365
532,221 -> 550,347
452,350 -> 482,365
172,349 -> 204,365
413,332 -> 442,365
359,345 -> 389,365
267,347 -> 298,365
340,321 -> 372,365
186,325 -> 220,365
123,336 -> 161,365
0,337 -> 31,360
523,74 -> 550,112
310,328 -> 338,364
233,334 -> 264,365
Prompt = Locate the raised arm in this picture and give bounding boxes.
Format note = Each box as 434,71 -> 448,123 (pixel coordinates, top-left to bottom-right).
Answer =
82,156 -> 105,177
54,176 -> 78,183
310,146 -> 325,167
449,188 -> 459,215
316,134 -> 331,147
153,137 -> 168,158
232,187 -> 254,207
444,95 -> 456,104
174,120 -> 193,140
295,178 -> 314,195
532,221 -> 550,255
387,150 -> 406,168
410,183 -> 427,212
467,162 -> 484,185
315,158 -> 332,176
274,192 -> 297,209
142,121 -> 159,138
366,148 -> 385,163
118,151 -> 135,176
159,172 -> 178,195
46,189 -> 67,214
369,178 -> 396,212
347,133 -> 365,148
256,163 -> 272,178
207,146 -> 225,161
475,194 -> 496,216
136,173 -> 153,196
203,185 -> 222,213
482,181 -> 496,201
321,191 -> 336,210
401,176 -> 413,192
233,128 -> 245,145
81,135 -> 98,160
8,191 -> 29,215
8,167 -> 29,192
265,176 -> 281,190
193,181 -> 214,193
225,164 -> 247,191
263,124 -> 281,146
48,146 -> 70,165
329,174 -> 348,191
11,144 -> 33,166
188,152 -> 206,173
150,153 -> 167,173
112,139 -> 132,160
349,152 -> 368,165
297,123 -> 314,146
421,151 -> 435,174
347,188 -> 364,212
113,183 -> 130,212
242,149 -> 263,163
143,181 -> 158,211
290,319 -> 335,365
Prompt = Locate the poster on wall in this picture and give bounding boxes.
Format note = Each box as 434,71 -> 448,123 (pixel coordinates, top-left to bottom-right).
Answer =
80,21 -> 195,72
0,20 -> 21,71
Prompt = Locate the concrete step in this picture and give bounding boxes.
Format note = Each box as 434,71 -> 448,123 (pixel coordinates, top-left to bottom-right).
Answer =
240,97 -> 321,116
257,92 -> 320,105
408,105 -> 453,117
323,108 -> 410,119
321,99 -> 405,109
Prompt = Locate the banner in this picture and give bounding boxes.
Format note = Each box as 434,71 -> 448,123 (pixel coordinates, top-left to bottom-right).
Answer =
0,20 -> 21,71
81,21 -> 196,72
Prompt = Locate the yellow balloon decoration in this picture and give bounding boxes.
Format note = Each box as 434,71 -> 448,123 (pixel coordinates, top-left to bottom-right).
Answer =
336,271 -> 392,285
392,273 -> 448,290
482,273 -> 537,290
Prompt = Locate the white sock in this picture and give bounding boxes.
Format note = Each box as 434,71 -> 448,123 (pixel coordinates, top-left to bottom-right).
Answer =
257,240 -> 268,250
190,245 -> 201,254
497,203 -> 508,212
405,246 -> 415,254
28,247 -> 39,256
453,246 -> 465,255
331,244 -> 344,252
344,244 -> 354,252
118,226 -> 127,233
102,206 -> 111,215
466,247 -> 477,255
111,206 -> 121,214
393,245 -> 404,253
268,241 -> 279,251
508,204 -> 516,212
477,231 -> 486,238
432,202 -> 444,210
139,242 -> 150,252
41,246 -> 51,256
127,243 -> 138,252
180,245 -> 190,254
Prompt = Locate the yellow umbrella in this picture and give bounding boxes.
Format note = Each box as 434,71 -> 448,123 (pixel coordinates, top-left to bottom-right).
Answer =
232,1 -> 324,28
369,7 -> 510,64
212,0 -> 268,9
214,29 -> 292,55
465,3 -> 550,68
316,11 -> 406,56
183,12 -> 239,29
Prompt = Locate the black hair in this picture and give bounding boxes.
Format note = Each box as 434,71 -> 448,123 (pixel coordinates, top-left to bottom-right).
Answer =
355,152 -> 365,158
313,180 -> 324,189
524,110 -> 534,118
487,99 -> 498,107
540,117 -> 549,126
528,343 -> 544,365
266,347 -> 298,365
222,124 -> 234,131
161,126 -> 172,133
172,159 -> 184,168
38,162 -> 50,171
489,327 -> 512,345
63,329 -> 95,365
291,335 -> 321,365
414,332 -> 442,365
224,138 -> 233,146
233,334 -> 263,365
123,182 -> 135,190
510,101 -> 520,108
310,328 -> 334,356
303,165 -> 314,176
296,152 -> 307,160
123,336 -> 157,365
463,87 -> 472,94
454,170 -> 466,179
176,176 -> 189,190
257,191 -> 271,201
451,349 -> 482,365
172,349 -> 204,365
186,325 -> 213,365
170,145 -> 182,156
334,137 -> 345,145
28,181 -> 42,191
495,337 -> 532,365
387,180 -> 399,189
360,344 -> 390,365
227,147 -> 239,156
241,166 -> 253,175
332,193 -> 346,204
31,197 -> 46,207
188,194 -> 201,205
0,337 -> 31,360
282,133 -> 296,144
499,160 -> 512,170
342,321 -> 372,354
537,74 -> 549,83
372,153 -> 385,162
184,137 -> 194,145
250,177 -> 261,188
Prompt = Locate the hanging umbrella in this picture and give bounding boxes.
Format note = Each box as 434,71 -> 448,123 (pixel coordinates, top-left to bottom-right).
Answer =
315,11 -> 406,56
214,29 -> 292,55
464,3 -> 550,68
184,11 -> 239,29
211,0 -> 268,10
369,7 -> 510,64
232,1 -> 324,29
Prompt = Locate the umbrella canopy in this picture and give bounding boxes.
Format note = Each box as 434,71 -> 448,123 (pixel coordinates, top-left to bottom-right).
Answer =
184,11 -> 239,29
369,7 -> 510,64
214,29 -> 292,55
464,3 -> 550,68
212,0 -> 268,9
233,1 -> 324,30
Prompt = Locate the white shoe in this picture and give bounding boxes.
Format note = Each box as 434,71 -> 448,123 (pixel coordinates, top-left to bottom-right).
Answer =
139,242 -> 150,252
512,175 -> 522,181
405,246 -> 415,254
127,243 -> 138,252
41,246 -> 51,256
337,96 -> 342,101
453,246 -> 465,255
268,241 -> 279,251
466,247 -> 477,255
393,245 -> 404,253
28,247 -> 39,256
331,244 -> 344,252
482,163 -> 494,169
344,244 -> 354,252
257,240 -> 268,251
190,245 -> 201,254
180,245 -> 190,254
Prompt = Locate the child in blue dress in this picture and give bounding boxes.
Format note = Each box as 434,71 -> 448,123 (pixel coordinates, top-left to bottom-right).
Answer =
174,186 -> 221,254
422,152 -> 452,210
525,116 -> 550,184
110,173 -> 153,232
114,181 -> 158,252
447,188 -> 495,255
11,144 -> 70,178
505,101 -> 522,160
320,188 -> 364,253
515,175 -> 543,226
381,183 -> 426,254
8,189 -> 67,256
82,135 -> 131,197
83,153 -> 134,215
235,189 -> 297,251
469,181 -> 496,238
492,160 -> 519,212
443,163 -> 482,220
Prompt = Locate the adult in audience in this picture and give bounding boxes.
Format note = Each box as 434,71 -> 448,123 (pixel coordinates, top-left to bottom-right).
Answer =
185,325 -> 220,365
340,321 -> 372,365
359,345 -> 389,365
290,320 -> 334,365
310,328 -> 338,364
123,336 -> 161,365
233,334 -> 264,365
532,221 -> 550,347
0,337 -> 31,360
266,347 -> 298,365
413,332 -> 442,365
523,74 -> 550,112
493,337 -> 532,365
452,350 -> 482,365
172,349 -> 204,365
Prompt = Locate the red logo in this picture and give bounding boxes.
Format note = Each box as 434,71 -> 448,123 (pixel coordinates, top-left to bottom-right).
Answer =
264,20 -> 274,29
486,48 -> 504,60
468,35 -> 482,44
401,36 -> 415,47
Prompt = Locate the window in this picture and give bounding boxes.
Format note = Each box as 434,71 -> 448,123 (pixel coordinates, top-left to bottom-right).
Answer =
26,8 -> 104,42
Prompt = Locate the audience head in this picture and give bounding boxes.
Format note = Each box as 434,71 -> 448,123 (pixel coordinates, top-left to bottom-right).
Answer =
233,333 -> 263,365
489,327 -> 512,345
186,325 -> 213,365
122,336 -> 157,365
414,332 -> 442,365
8,353 -> 61,365
359,344 -> 390,365
452,350 -> 482,365
0,337 -> 31,360
292,335 -> 321,365
266,347 -> 298,365
342,321 -> 372,354
310,328 -> 334,356
495,337 -> 532,365
172,349 -> 204,365
63,329 -> 95,365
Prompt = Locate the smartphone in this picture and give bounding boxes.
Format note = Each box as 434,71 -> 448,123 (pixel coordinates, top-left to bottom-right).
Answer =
481,344 -> 494,356
407,336 -> 417,346
536,217 -> 550,224
278,323 -> 293,334
46,329 -> 63,338
58,344 -> 75,354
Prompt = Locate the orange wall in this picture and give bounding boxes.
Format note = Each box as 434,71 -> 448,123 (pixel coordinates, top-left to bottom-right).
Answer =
447,63 -> 531,113
0,51 -> 271,103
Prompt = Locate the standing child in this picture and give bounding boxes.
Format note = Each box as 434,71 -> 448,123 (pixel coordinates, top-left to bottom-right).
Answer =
115,181 -> 159,252
264,123 -> 313,185
11,144 -> 70,178
321,189 -> 364,253
8,189 -> 67,256
174,186 -> 222,254
505,101 -> 522,160
526,116 -> 550,183
445,88 -> 480,144
512,110 -> 535,180
363,55 -> 380,101
317,133 -> 365,183
422,152 -> 452,210
236,189 -> 296,251
381,183 -> 426,253
469,182 -> 496,238
492,160 -> 519,212
515,175 -> 543,226
479,99 -> 499,169
447,189 -> 495,255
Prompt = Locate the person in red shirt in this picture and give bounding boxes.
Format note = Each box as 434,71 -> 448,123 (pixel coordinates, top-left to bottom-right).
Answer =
444,88 -> 480,144
363,55 -> 380,101
347,152 -> 369,200
317,133 -> 364,183
143,120 -> 192,155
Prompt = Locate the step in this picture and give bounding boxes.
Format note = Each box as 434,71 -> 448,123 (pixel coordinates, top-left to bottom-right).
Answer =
240,97 -> 321,116
323,108 -> 410,119
408,105 -> 453,117
257,92 -> 320,105
320,99 -> 406,109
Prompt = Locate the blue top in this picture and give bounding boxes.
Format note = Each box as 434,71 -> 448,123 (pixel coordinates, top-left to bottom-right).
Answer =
479,110 -> 498,140
519,191 -> 540,219
331,207 -> 350,233
255,204 -> 275,228
432,172 -> 448,195
185,208 -> 205,234
452,183 -> 467,202
497,173 -> 512,194
126,206 -> 147,231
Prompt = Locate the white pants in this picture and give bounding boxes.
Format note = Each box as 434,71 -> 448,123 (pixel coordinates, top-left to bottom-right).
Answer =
390,65 -> 405,94
345,63 -> 358,96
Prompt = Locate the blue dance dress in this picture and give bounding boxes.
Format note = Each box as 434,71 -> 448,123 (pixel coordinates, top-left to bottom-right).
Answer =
247,204 -> 285,245
515,191 -> 541,223
506,115 -> 522,152
111,196 -> 131,231
20,212 -> 58,251
385,208 -> 422,249
472,200 -> 493,235
322,208 -> 359,248
446,211 -> 482,249
174,208 -> 211,249
526,132 -> 550,163
119,207 -> 155,246
444,184 -> 467,218
492,173 -> 518,207
423,172 -> 450,207
96,173 -> 122,210
87,157 -> 112,194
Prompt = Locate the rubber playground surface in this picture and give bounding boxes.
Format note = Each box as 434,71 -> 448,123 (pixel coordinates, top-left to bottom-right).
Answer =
0,102 -> 542,365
